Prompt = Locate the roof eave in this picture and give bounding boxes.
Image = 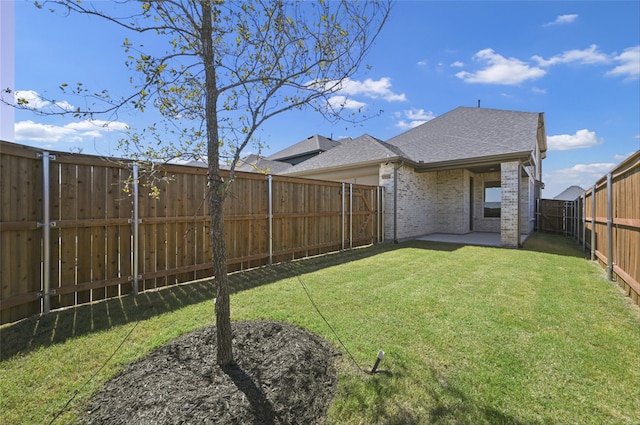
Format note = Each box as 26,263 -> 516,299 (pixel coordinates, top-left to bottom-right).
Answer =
414,152 -> 532,173
284,155 -> 405,176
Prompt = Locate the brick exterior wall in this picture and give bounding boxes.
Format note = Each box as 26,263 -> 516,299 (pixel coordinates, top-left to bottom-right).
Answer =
472,171 -> 502,233
500,161 -> 521,247
380,160 -> 535,247
435,169 -> 469,234
380,162 -> 436,241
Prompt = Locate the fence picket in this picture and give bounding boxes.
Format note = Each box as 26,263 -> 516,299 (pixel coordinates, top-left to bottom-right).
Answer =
0,141 -> 383,324
538,150 -> 639,306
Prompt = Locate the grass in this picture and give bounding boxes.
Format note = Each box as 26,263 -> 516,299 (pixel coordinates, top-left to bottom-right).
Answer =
1,233 -> 639,424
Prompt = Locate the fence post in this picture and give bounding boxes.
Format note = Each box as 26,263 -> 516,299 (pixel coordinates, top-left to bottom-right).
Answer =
381,187 -> 385,243
341,182 -> 345,251
376,186 -> 381,243
591,184 -> 596,261
575,200 -> 579,241
268,175 -> 273,265
349,183 -> 353,249
130,163 -> 140,295
582,195 -> 586,251
37,151 -> 56,314
563,201 -> 567,237
606,172 -> 613,281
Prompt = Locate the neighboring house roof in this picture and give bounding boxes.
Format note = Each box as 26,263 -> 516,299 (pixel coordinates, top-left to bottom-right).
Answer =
267,134 -> 344,164
386,106 -> 545,166
553,185 -> 586,201
281,134 -> 402,174
234,153 -> 293,174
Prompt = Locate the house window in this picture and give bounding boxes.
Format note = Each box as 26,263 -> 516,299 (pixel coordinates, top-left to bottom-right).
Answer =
484,181 -> 501,218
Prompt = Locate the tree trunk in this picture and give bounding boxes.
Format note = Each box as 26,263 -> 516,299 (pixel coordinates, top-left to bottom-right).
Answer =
210,176 -> 233,366
201,0 -> 233,366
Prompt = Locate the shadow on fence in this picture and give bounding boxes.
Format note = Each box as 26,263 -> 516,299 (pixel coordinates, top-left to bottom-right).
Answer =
0,140 -> 384,325
1,243 -> 395,361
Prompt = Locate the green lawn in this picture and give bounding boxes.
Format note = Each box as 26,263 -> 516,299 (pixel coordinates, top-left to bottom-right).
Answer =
2,233 -> 639,424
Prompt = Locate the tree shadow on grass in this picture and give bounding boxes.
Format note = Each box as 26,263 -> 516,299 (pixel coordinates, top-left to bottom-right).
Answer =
1,243 -> 399,361
337,359 -> 536,425
2,233 -> 577,362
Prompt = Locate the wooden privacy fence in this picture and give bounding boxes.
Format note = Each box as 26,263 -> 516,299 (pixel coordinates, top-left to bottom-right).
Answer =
545,151 -> 639,306
0,141 -> 384,325
536,199 -> 580,236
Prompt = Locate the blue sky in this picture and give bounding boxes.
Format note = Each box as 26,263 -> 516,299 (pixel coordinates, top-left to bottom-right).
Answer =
3,1 -> 640,198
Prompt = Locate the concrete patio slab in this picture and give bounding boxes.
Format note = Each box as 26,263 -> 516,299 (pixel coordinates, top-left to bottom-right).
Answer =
415,232 -> 529,247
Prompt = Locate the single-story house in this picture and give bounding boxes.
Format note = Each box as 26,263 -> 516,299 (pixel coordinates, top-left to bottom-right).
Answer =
241,106 -> 547,248
235,134 -> 346,174
553,185 -> 585,201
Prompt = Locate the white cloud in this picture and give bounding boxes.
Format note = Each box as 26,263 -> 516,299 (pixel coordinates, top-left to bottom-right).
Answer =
613,151 -> 635,161
548,163 -> 614,182
330,77 -> 407,102
15,90 -> 50,109
15,90 -> 75,112
417,60 -> 427,66
531,87 -> 547,94
456,49 -> 546,85
395,108 -> 436,129
547,129 -> 603,151
606,46 -> 640,80
15,120 -> 78,143
563,163 -> 615,175
543,14 -> 578,27
532,44 -> 610,67
15,119 -> 129,143
544,162 -> 614,197
450,61 -> 464,68
532,44 -> 638,80
456,45 -> 636,86
65,119 -> 129,132
327,95 -> 366,110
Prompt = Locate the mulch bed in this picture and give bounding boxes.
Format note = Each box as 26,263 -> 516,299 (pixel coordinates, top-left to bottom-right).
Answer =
82,320 -> 339,425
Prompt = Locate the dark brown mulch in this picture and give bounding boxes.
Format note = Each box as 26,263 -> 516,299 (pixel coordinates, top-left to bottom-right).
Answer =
82,320 -> 338,425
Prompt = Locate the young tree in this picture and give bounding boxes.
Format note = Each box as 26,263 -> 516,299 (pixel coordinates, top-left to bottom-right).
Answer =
21,0 -> 391,366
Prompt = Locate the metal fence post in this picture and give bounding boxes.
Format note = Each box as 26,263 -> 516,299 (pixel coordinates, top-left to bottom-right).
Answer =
349,183 -> 353,249
606,172 -> 613,281
268,175 -> 273,265
341,182 -> 345,251
37,151 -> 56,314
376,186 -> 381,243
381,188 -> 385,243
582,195 -> 586,251
562,201 -> 567,236
577,200 -> 580,242
130,163 -> 140,295
591,184 -> 596,261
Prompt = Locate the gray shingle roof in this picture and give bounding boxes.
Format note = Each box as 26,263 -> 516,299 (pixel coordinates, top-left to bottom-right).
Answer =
281,134 -> 402,174
267,107 -> 545,176
386,106 -> 543,164
553,185 -> 586,201
234,154 -> 293,174
267,134 -> 343,162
